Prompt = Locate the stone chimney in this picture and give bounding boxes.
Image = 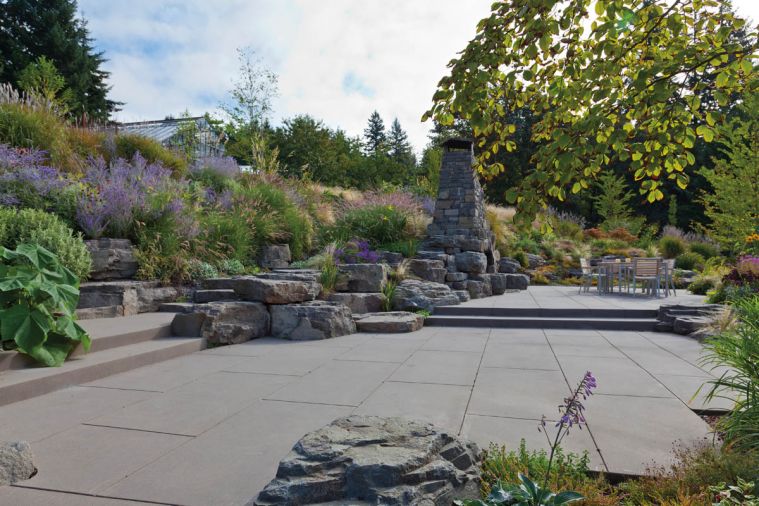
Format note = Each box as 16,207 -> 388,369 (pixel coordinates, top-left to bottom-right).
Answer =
423,138 -> 496,267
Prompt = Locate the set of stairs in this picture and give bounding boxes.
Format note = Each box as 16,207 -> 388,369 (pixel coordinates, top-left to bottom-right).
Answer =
0,313 -> 205,407
426,307 -> 659,331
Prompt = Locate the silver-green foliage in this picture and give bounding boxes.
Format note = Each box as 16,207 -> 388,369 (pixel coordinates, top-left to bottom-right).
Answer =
0,244 -> 90,367
0,208 -> 91,279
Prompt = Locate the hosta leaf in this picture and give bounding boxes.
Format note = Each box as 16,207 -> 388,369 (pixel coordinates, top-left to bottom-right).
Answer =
1,303 -> 50,352
554,491 -> 584,504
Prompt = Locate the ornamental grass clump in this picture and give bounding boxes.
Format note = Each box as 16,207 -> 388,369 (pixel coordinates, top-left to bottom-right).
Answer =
700,296 -> 759,452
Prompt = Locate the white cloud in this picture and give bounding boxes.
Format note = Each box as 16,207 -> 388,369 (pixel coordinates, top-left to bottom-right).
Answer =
80,0 -> 759,153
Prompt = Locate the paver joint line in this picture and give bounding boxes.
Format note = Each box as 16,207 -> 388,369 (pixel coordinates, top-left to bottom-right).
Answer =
81,423 -> 197,439
458,328 -> 492,436
11,484 -> 183,505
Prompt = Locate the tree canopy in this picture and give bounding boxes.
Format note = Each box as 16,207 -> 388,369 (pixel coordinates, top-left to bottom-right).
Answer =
363,110 -> 387,156
0,0 -> 118,120
424,0 -> 758,225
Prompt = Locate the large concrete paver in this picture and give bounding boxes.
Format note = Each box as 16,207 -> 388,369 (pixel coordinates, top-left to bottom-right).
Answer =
468,368 -> 570,420
584,394 -> 713,475
265,359 -> 397,406
17,424 -> 189,494
0,487 -> 155,505
335,338 -> 422,363
557,355 -> 675,398
219,345 -> 348,376
354,381 -> 471,433
481,342 -> 558,370
88,371 -> 293,436
100,400 -> 351,506
389,349 -> 483,386
0,386 -> 154,443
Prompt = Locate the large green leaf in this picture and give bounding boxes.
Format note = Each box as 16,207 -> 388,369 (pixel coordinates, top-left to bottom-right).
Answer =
1,303 -> 51,352
25,333 -> 74,367
552,491 -> 584,505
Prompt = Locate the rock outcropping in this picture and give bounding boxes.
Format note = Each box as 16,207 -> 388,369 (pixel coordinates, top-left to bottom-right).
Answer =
252,416 -> 480,505
0,441 -> 36,487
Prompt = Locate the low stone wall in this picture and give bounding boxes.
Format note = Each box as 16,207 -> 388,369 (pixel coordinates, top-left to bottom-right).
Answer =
77,281 -> 187,320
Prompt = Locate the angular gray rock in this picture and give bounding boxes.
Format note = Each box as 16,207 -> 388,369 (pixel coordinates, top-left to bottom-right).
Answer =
466,278 -> 492,299
378,250 -> 404,265
408,259 -> 447,284
336,264 -> 387,293
327,292 -> 386,314
526,253 -> 546,269
252,416 -> 480,506
204,276 -> 319,304
270,301 -> 355,340
194,289 -> 238,303
0,441 -> 36,486
455,251 -> 487,274
505,273 -> 530,290
258,244 -> 291,269
489,273 -> 509,295
391,279 -> 461,312
77,281 -> 183,319
354,312 -> 424,333
453,290 -> 471,303
85,238 -> 138,281
498,257 -> 521,274
446,271 -> 468,282
191,301 -> 270,345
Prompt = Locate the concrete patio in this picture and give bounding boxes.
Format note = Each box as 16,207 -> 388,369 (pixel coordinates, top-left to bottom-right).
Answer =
0,287 -> 724,506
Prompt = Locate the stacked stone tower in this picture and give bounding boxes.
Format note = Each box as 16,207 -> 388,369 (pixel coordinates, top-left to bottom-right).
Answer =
406,138 -> 527,300
423,138 -> 496,263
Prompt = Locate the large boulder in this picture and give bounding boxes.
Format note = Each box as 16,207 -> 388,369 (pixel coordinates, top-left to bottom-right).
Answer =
455,252 -> 487,274
327,292 -> 386,314
489,273 -> 509,295
498,257 -> 521,274
391,279 -> 460,312
354,312 -> 424,333
253,416 -> 480,506
77,281 -> 183,319
526,253 -> 545,269
204,276 -> 319,304
505,273 -> 530,290
270,301 -> 355,340
336,264 -> 387,293
191,301 -> 270,345
85,238 -> 138,281
466,278 -> 492,299
0,441 -> 36,486
408,259 -> 447,284
258,244 -> 291,269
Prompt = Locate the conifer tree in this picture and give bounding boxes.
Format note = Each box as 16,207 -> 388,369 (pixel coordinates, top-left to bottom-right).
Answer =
363,111 -> 387,156
387,118 -> 415,167
0,0 -> 118,120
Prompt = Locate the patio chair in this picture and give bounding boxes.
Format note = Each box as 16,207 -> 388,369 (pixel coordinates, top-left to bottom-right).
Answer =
629,258 -> 662,297
662,258 -> 677,297
579,258 -> 605,293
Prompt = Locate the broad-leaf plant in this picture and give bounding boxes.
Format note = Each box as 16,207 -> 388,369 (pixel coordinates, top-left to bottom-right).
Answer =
0,244 -> 90,366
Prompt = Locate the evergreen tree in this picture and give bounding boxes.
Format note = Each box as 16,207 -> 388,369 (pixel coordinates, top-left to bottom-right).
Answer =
387,118 -> 415,167
0,0 -> 118,120
363,111 -> 386,156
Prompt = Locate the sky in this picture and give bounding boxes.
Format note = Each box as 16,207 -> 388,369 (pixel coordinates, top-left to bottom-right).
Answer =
79,0 -> 759,154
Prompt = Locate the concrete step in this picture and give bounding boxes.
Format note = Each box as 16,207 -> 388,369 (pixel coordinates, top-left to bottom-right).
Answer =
0,313 -> 177,373
0,337 -> 206,407
425,315 -> 658,331
433,306 -> 658,318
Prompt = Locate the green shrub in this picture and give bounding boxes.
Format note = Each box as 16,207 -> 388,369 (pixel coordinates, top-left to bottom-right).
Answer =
196,211 -> 254,265
0,208 -> 91,279
688,276 -> 717,295
659,236 -> 686,258
380,239 -> 419,258
0,103 -> 76,171
239,183 -> 314,260
676,251 -> 706,271
112,134 -> 188,176
218,258 -> 245,276
0,244 -> 90,366
133,221 -> 191,284
690,241 -> 720,259
325,205 -> 409,247
513,251 -> 529,268
187,260 -> 218,280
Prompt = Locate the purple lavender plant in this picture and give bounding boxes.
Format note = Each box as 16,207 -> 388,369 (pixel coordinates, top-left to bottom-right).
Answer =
0,144 -> 69,204
334,239 -> 381,264
191,156 -> 240,179
538,371 -> 597,490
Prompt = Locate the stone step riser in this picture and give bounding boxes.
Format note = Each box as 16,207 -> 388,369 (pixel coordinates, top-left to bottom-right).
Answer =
425,317 -> 657,331
434,307 -> 657,318
0,338 -> 206,407
0,324 -> 174,373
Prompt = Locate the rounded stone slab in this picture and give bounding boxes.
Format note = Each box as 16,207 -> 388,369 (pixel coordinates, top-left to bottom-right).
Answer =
203,276 -> 320,304
391,279 -> 460,312
353,312 -> 424,333
0,441 -> 36,486
270,301 -> 356,340
252,415 -> 480,505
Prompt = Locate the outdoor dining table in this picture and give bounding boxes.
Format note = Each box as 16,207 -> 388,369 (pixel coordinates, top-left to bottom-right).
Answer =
597,260 -> 633,294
